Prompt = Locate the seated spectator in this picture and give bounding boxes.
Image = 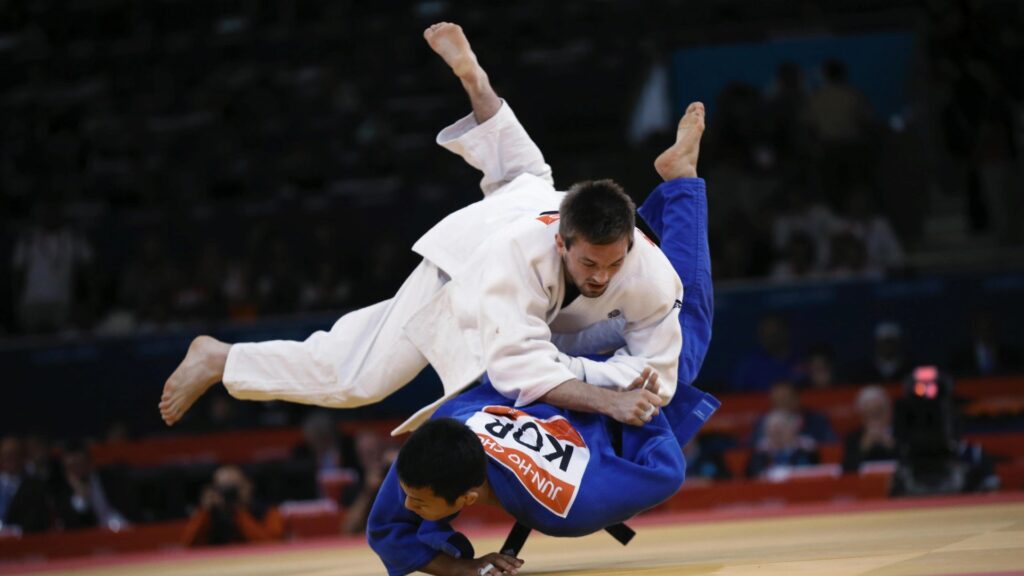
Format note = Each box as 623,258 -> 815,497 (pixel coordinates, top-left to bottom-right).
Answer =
853,321 -> 911,382
842,385 -> 897,473
952,311 -> 1021,377
682,437 -> 732,481
799,344 -> 839,389
838,188 -> 905,275
293,411 -> 361,480
750,380 -> 837,446
0,436 -> 51,533
770,231 -> 823,283
340,431 -> 399,535
181,465 -> 284,547
11,204 -> 94,334
746,410 -> 820,479
24,433 -> 58,485
732,315 -> 803,392
291,411 -> 368,505
825,231 -> 881,280
770,189 -> 838,270
52,441 -> 128,530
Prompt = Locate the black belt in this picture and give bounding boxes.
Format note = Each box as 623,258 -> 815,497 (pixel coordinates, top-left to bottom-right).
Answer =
500,521 -> 635,557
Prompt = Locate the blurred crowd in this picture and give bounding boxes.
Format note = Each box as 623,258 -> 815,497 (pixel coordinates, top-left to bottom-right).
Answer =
3,366 -> 1009,541
3,0 -> 1023,339
1,409 -> 398,542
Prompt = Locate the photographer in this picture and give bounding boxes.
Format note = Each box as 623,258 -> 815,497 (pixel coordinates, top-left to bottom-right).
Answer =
181,465 -> 284,547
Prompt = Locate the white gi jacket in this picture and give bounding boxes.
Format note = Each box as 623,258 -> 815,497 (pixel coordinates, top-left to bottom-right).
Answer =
395,105 -> 683,434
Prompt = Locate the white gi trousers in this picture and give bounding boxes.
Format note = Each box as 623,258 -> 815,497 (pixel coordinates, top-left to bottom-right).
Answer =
222,102 -> 553,410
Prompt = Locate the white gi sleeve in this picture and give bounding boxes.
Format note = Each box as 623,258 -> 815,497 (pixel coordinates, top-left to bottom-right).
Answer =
563,283 -> 683,402
476,236 -> 578,407
551,317 -> 627,357
436,101 -> 554,196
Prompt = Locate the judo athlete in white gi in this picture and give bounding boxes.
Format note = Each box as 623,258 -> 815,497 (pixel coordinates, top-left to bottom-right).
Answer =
367,101 -> 713,576
159,23 -> 683,436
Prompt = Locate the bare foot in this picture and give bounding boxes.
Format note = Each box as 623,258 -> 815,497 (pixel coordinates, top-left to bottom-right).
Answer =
654,102 -> 705,181
159,336 -> 230,426
424,22 -> 480,81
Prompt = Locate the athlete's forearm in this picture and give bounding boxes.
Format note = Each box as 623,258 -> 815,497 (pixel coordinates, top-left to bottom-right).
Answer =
541,376 -> 663,427
539,378 -> 616,414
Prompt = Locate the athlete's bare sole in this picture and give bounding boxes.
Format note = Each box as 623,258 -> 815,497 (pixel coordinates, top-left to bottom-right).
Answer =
424,22 -> 501,125
424,22 -> 480,81
159,335 -> 230,426
654,102 -> 705,181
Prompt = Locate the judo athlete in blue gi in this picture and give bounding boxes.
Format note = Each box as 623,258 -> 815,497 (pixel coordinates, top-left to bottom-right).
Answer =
367,162 -> 719,576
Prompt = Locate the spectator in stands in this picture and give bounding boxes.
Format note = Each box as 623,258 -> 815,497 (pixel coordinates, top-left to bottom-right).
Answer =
771,188 -> 838,270
842,385 -> 897,473
292,411 -> 362,503
340,431 -> 399,535
750,380 -> 836,446
11,204 -> 94,334
181,465 -> 284,547
746,410 -> 820,479
952,311 -> 1021,377
836,188 -> 905,275
52,441 -> 128,530
800,344 -> 838,389
116,234 -> 179,331
764,62 -> 809,176
682,437 -> 732,481
732,315 -> 802,392
854,321 -> 911,382
0,436 -> 51,533
293,411 -> 360,478
23,433 -> 58,485
770,231 -> 823,283
805,59 -> 874,203
825,230 -> 880,280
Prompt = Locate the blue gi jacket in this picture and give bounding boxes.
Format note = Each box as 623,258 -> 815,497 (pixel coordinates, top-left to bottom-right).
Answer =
368,178 -> 718,576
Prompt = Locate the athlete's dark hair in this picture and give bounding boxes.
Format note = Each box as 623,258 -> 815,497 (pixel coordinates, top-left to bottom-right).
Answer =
396,418 -> 487,504
559,179 -> 635,249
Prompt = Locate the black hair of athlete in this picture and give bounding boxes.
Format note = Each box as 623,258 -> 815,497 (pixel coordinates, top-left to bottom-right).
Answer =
559,179 -> 635,249
396,418 -> 487,504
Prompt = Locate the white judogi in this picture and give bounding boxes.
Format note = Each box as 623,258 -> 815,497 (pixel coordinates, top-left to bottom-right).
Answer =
223,102 -> 683,434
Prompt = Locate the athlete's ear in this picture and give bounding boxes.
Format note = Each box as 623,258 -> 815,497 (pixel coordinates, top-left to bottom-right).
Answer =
555,233 -> 566,255
460,489 -> 480,507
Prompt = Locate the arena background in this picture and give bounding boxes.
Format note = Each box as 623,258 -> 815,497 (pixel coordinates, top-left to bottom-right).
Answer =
1,0 -> 1022,574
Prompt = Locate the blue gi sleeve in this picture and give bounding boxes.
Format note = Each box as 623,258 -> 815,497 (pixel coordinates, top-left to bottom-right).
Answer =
367,463 -> 475,576
367,464 -> 438,576
638,178 -> 720,447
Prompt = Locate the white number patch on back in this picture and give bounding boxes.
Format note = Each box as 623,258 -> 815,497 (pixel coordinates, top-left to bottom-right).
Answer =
466,406 -> 590,518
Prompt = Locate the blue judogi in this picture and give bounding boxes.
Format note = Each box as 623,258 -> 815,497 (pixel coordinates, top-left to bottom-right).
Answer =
368,178 -> 718,576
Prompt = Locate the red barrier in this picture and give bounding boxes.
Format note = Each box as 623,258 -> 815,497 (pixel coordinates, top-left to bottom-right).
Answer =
0,520 -> 188,563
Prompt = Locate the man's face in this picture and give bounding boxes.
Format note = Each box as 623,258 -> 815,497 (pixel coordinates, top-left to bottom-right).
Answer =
399,481 -> 474,522
770,382 -> 800,413
556,234 -> 630,298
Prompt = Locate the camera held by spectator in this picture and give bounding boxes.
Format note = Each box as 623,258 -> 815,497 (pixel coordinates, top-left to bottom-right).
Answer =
181,465 -> 284,547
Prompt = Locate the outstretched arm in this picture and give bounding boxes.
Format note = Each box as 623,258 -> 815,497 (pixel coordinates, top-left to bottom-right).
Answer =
426,22 -> 553,193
